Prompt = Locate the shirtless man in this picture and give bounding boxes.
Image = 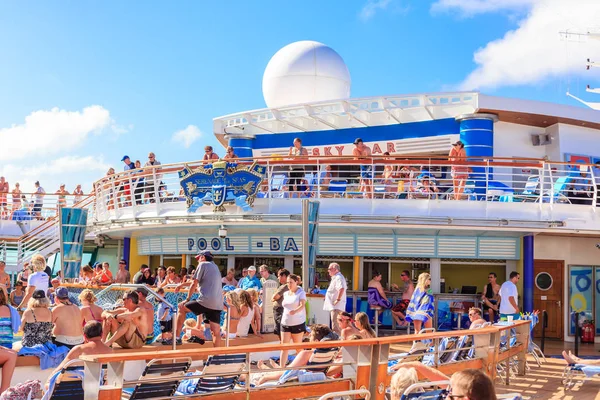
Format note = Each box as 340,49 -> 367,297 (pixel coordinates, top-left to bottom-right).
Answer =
102,290 -> 147,349
0,261 -> 10,298
390,270 -> 414,326
114,259 -> 130,284
135,287 -> 155,344
46,321 -> 113,390
481,272 -> 501,323
52,287 -> 85,349
352,138 -> 373,199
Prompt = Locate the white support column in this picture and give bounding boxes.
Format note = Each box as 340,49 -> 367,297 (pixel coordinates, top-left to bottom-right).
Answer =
430,258 -> 441,294
227,255 -> 235,270
284,255 -> 294,273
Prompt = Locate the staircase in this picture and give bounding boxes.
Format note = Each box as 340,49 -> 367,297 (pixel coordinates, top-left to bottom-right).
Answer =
7,196 -> 96,270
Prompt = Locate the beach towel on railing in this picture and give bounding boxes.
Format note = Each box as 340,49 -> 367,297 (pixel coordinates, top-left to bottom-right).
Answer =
18,342 -> 70,370
9,305 -> 21,334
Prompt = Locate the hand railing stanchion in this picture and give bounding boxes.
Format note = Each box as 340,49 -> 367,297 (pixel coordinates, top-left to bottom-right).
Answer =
226,304 -> 231,347
540,310 -> 547,354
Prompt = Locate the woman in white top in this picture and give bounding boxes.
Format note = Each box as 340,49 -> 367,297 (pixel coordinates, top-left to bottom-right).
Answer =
236,291 -> 257,337
279,274 -> 306,367
17,254 -> 49,309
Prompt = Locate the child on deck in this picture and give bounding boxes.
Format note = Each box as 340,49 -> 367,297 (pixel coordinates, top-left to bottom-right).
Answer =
156,288 -> 172,342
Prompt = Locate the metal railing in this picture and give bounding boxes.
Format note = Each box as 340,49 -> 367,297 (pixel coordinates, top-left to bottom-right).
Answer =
79,320 -> 532,400
90,155 -> 599,223
0,192 -> 92,221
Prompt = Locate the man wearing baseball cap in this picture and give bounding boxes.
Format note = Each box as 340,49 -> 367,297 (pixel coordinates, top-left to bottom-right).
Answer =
52,287 -> 85,349
238,265 -> 262,290
175,250 -> 223,347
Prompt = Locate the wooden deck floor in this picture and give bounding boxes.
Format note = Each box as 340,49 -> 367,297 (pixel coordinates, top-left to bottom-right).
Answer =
390,338 -> 600,399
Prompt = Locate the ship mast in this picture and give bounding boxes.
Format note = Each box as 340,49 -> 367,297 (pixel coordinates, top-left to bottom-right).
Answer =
561,30 -> 600,110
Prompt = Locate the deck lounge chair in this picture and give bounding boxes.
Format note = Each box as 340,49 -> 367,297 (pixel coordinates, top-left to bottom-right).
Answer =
191,353 -> 247,394
398,380 -> 450,400
45,360 -> 85,400
122,357 -> 192,399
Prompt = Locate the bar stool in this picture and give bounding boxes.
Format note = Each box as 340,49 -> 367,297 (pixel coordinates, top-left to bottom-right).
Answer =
370,305 -> 383,336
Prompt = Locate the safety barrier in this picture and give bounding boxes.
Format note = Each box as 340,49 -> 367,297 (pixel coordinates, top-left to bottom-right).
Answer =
78,320 -> 531,400
89,155 -> 599,228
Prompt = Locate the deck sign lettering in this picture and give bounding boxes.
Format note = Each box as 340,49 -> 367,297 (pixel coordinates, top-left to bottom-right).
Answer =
188,238 -> 235,251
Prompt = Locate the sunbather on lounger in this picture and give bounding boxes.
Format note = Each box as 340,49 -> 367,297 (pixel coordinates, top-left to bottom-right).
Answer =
389,361 -> 449,400
252,324 -> 334,385
563,350 -> 600,365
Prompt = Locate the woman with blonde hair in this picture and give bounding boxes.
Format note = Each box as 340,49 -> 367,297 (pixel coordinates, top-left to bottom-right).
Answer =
21,290 -> 53,347
223,291 -> 242,338
405,273 -> 435,333
246,288 -> 262,336
17,254 -> 50,309
354,312 -> 376,338
389,362 -> 449,400
79,289 -> 104,327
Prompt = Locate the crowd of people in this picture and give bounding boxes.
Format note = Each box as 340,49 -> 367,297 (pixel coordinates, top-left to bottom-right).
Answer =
0,178 -> 85,221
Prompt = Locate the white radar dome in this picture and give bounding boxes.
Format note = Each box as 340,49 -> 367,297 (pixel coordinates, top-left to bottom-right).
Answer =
262,41 -> 351,109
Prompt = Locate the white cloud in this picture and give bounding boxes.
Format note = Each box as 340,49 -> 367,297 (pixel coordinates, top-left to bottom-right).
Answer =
0,106 -> 113,162
172,125 -> 202,148
359,0 -> 393,21
431,0 -> 534,17
0,155 -> 111,194
438,0 -> 600,90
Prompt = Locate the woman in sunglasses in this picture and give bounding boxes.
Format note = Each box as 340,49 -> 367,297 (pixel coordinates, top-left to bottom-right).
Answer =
203,146 -> 219,162
337,311 -> 360,340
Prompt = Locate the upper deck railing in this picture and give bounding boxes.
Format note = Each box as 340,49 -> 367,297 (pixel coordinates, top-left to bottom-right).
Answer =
90,155 -> 599,231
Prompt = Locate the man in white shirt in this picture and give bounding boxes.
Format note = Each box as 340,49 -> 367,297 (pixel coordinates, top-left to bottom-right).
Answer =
499,271 -> 520,320
323,262 -> 347,335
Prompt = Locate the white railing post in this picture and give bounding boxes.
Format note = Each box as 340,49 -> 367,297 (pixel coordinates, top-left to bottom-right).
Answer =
485,160 -> 490,202
590,166 -> 597,211
154,168 -> 161,215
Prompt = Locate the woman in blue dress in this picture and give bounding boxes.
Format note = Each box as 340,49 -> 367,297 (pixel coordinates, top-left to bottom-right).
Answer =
367,271 -> 392,309
405,272 -> 434,333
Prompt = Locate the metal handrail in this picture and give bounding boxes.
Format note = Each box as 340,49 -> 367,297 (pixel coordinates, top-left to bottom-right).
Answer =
318,389 -> 371,400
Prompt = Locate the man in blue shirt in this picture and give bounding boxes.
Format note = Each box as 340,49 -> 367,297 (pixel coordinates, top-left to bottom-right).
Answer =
238,265 -> 262,290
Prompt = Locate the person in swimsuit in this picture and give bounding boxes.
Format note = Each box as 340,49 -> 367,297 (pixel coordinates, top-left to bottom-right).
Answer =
11,182 -> 22,212
0,290 -> 13,349
21,290 -> 53,348
390,270 -> 414,328
134,287 -> 156,344
223,291 -> 242,339
102,290 -> 147,349
9,281 -> 25,308
481,272 -> 500,323
287,137 -> 309,196
449,140 -> 468,200
353,138 -> 373,199
79,289 -> 104,327
55,184 -> 69,211
52,287 -> 85,349
155,288 -> 173,342
367,270 -> 392,309
0,262 -> 10,299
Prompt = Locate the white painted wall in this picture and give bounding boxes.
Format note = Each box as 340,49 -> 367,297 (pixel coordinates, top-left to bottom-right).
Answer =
494,121 -> 547,159
534,234 -> 600,342
557,124 -> 600,160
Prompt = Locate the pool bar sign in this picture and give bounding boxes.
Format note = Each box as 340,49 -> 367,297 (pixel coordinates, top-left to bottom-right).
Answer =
187,236 -> 301,254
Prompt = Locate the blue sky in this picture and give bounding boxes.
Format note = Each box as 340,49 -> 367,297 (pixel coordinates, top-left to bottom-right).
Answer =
0,0 -> 598,192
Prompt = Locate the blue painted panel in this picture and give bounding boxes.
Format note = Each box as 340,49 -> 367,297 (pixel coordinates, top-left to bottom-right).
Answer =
460,119 -> 494,131
462,145 -> 493,158
229,137 -> 254,158
253,118 -> 460,149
